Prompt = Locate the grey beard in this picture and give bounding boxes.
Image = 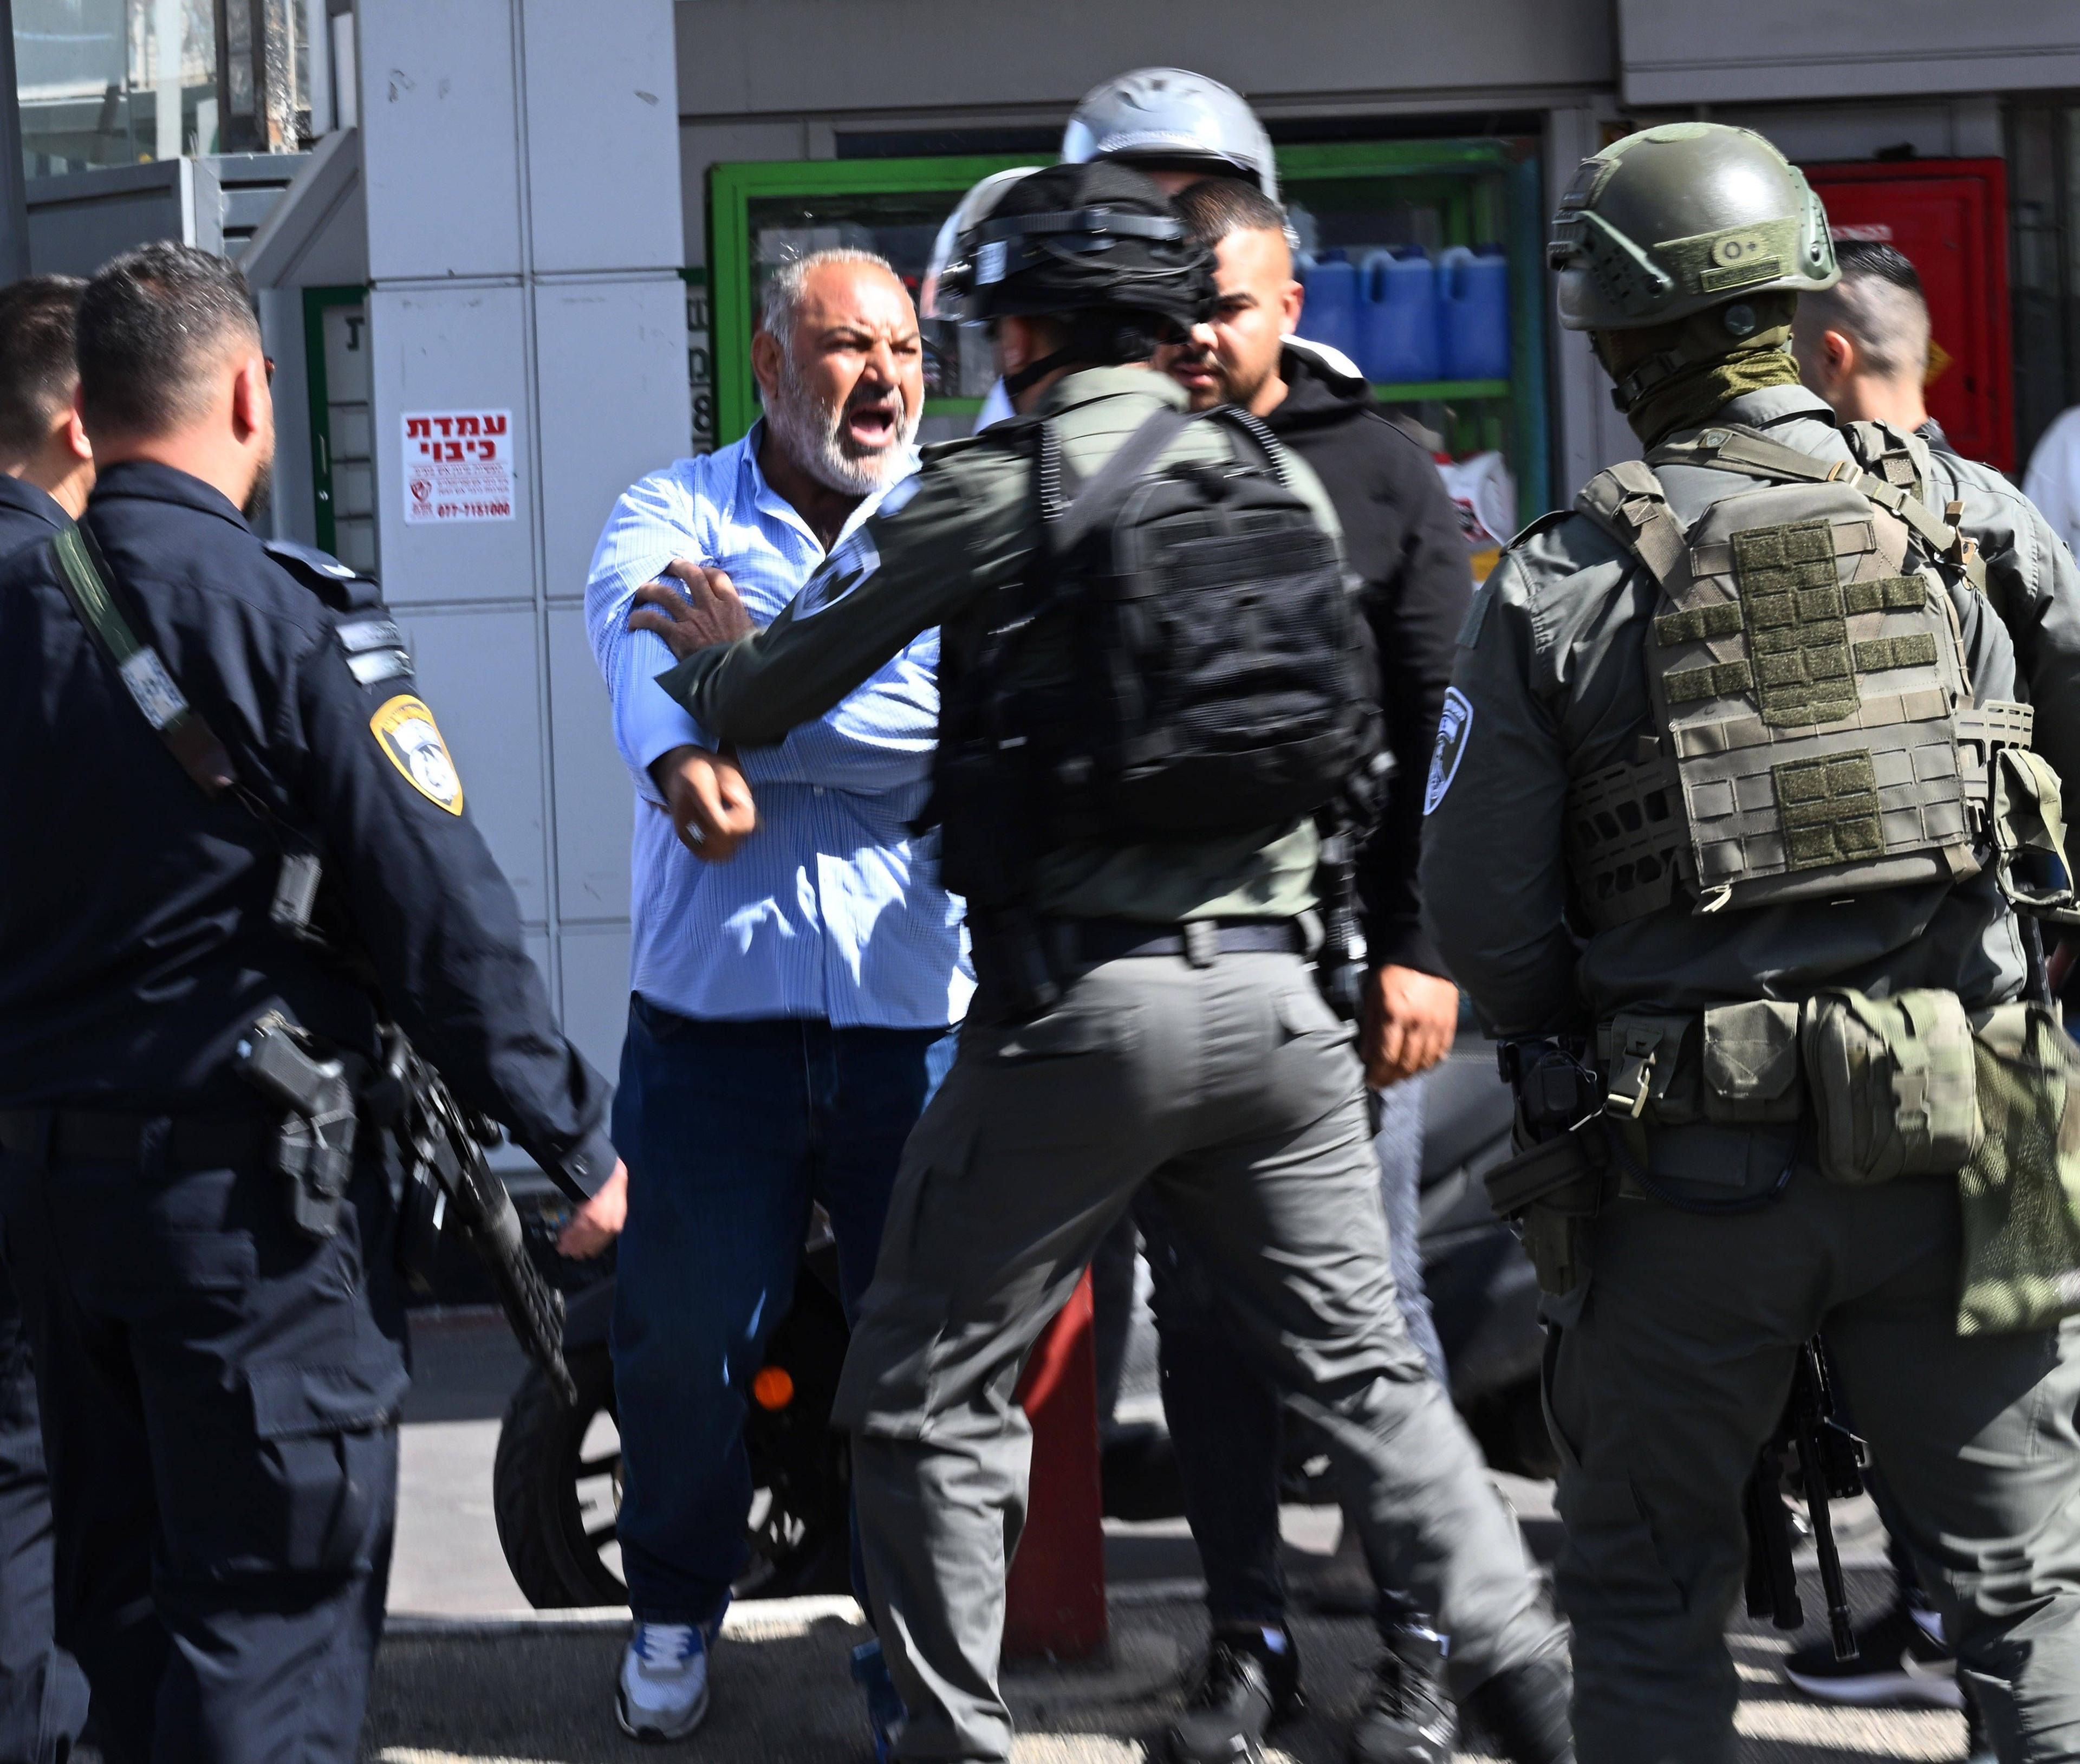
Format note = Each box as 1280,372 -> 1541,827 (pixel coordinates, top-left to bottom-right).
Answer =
765,356 -> 916,497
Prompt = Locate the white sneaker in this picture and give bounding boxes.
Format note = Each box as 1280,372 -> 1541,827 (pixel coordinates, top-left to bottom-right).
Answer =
616,1620 -> 712,1742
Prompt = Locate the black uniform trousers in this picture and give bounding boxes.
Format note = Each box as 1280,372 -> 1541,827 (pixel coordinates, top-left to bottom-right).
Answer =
0,1257 -> 89,1764
0,1125 -> 408,1764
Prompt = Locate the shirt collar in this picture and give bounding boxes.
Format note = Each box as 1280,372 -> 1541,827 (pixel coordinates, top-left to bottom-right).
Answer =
737,415 -> 920,556
1713,383 -> 1839,431
88,459 -> 252,531
0,472 -> 68,531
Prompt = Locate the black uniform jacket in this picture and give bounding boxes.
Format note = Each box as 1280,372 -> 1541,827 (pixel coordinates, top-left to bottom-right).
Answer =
0,462 -> 614,1199
0,472 -> 67,561
1263,344 -> 1472,977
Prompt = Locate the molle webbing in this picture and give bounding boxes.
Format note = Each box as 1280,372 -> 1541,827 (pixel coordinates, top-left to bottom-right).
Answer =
1571,702 -> 2033,930
1567,433 -> 2023,929
1650,423 -> 1988,598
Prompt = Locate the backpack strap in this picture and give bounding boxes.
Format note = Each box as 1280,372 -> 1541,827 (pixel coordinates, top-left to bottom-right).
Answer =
1842,418 -> 1933,499
1198,403 -> 1291,487
1044,404 -> 1191,554
1651,423 -> 1989,595
1574,458 -> 1696,603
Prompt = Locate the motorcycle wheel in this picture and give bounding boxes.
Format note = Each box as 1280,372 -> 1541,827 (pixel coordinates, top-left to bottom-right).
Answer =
493,1341 -> 627,1607
491,1283 -> 855,1609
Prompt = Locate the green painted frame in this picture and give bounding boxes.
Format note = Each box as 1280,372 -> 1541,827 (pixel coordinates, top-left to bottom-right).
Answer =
707,153 -> 1045,445
302,284 -> 369,556
705,135 -> 1550,517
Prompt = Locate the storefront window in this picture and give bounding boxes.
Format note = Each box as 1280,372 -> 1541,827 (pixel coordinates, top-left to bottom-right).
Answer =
14,0 -> 309,176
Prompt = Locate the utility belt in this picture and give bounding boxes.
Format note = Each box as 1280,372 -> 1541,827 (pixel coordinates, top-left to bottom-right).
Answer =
1488,989 -> 2080,1335
0,1107 -> 276,1171
969,907 -> 1318,1017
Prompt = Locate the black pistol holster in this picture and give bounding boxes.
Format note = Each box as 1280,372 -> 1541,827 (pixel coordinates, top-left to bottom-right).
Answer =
233,1011 -> 360,1241
1485,1038 -> 1609,1297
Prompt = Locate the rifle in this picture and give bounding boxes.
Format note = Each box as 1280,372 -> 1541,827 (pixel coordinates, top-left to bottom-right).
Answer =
1743,1338 -> 1865,1660
372,1028 -> 576,1406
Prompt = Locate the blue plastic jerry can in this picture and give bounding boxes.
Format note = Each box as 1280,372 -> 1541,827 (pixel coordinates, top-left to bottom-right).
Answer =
1438,245 -> 1511,381
1360,247 -> 1440,386
1297,251 -> 1361,366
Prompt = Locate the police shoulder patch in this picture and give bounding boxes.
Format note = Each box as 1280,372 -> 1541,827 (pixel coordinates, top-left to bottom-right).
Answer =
1424,687 -> 1474,816
370,694 -> 464,814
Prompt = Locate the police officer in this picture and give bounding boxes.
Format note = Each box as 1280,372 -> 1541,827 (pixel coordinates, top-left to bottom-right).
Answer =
1421,122 -> 2080,1764
0,243 -> 622,1763
634,160 -> 1572,1764
0,274 -> 93,1764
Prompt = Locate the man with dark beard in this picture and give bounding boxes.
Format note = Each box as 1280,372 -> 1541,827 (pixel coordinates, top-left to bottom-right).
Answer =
0,244 -> 621,1762
582,248 -> 966,1753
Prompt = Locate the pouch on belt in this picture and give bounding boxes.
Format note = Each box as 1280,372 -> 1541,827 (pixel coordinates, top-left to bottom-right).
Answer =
1799,988 -> 1981,1184
1958,1001 -> 2080,1334
1700,1000 -> 1804,1125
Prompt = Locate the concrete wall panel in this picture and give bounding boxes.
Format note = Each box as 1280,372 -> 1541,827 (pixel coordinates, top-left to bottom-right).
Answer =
393,606 -> 550,925
675,0 -> 1612,120
1618,0 -> 2080,106
545,607 -> 636,925
523,3 -> 683,273
558,925 -> 635,1089
359,0 -> 523,278
368,284 -> 535,604
534,277 -> 692,602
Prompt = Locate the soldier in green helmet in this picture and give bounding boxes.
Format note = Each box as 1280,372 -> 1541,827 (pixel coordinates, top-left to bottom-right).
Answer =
1422,120 -> 2080,1763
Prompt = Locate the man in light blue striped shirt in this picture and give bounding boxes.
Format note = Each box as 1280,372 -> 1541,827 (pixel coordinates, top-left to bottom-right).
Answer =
581,249 -> 966,1749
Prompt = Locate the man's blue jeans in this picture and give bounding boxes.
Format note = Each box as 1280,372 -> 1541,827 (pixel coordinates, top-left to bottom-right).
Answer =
609,999 -> 956,1626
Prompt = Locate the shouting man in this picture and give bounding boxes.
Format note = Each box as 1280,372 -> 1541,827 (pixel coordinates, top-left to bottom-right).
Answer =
581,248 -> 967,1750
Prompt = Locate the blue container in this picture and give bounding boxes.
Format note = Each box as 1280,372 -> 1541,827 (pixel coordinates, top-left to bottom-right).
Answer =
1297,250 -> 1361,366
1438,244 -> 1511,381
1358,247 -> 1440,386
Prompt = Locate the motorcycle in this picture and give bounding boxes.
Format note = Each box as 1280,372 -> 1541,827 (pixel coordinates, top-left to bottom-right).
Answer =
491,1031 -> 1543,1610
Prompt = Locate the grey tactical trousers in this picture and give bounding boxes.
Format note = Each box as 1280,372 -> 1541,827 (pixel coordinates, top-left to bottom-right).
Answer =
831,947 -> 1563,1763
1549,1162 -> 2080,1764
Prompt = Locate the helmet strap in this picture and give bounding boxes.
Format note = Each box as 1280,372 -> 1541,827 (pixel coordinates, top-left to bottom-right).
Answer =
1002,346 -> 1077,401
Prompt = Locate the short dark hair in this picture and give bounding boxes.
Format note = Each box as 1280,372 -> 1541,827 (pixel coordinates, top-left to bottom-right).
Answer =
1171,177 -> 1289,249
1794,238 -> 1930,381
1835,238 -> 1925,300
76,242 -> 261,436
0,275 -> 86,457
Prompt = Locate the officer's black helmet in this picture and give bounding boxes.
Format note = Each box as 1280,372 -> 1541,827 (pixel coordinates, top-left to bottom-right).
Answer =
938,160 -> 1214,338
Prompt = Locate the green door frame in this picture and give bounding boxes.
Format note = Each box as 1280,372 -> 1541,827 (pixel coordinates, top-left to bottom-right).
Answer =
303,284 -> 370,556
705,136 -> 1550,519
706,152 -> 1045,448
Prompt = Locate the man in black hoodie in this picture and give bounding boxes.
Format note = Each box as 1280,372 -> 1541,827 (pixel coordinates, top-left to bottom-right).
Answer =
1143,177 -> 1483,1764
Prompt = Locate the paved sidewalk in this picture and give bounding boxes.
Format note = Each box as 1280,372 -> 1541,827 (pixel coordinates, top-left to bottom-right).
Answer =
363,1571 -> 1971,1763
366,1311 -> 1973,1762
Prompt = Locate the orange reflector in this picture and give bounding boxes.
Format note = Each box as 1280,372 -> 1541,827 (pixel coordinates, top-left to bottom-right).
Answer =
751,1365 -> 795,1411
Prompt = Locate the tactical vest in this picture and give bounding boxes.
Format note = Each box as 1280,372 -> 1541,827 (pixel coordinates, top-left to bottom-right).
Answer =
1564,420 -> 2045,930
933,403 -> 1372,907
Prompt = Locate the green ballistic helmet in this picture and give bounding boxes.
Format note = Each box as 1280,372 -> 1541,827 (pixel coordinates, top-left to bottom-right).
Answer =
1548,122 -> 1838,331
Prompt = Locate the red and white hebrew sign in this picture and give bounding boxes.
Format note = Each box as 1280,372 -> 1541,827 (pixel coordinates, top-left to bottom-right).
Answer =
402,409 -> 516,524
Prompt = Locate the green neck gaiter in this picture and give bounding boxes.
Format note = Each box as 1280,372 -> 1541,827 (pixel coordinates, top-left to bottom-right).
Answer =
1593,292 -> 1804,450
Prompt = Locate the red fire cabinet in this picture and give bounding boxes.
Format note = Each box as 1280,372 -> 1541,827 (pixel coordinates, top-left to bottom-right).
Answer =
1802,158 -> 2013,473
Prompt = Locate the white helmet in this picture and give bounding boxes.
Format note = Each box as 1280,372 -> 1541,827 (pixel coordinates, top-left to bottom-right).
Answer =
1061,68 -> 1277,202
920,166 -> 1044,323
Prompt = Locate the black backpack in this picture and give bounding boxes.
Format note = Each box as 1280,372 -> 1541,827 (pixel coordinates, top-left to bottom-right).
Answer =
935,401 -> 1374,906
